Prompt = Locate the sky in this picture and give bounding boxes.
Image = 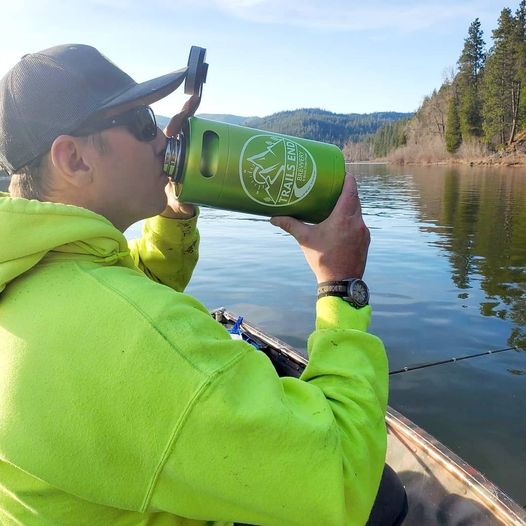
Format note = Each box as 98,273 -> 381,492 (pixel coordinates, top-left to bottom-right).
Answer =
0,0 -> 516,119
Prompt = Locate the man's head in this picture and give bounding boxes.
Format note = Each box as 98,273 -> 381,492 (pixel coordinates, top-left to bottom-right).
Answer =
0,44 -> 188,229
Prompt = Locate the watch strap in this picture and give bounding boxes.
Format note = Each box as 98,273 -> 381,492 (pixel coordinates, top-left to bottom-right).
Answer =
317,281 -> 348,299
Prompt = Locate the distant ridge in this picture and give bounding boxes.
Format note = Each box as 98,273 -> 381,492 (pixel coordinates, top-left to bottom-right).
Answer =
197,114 -> 255,125
156,108 -> 412,147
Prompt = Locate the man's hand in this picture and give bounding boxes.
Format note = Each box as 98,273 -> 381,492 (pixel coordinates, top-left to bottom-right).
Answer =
161,95 -> 201,219
270,175 -> 370,283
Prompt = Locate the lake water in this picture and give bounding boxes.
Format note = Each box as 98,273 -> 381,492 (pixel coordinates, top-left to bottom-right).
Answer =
3,164 -> 525,505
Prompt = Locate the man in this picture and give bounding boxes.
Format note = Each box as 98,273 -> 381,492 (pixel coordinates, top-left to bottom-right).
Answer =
0,44 -> 404,525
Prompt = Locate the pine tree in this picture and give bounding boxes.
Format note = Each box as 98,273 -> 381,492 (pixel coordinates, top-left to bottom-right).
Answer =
482,8 -> 520,145
456,18 -> 485,138
446,96 -> 462,153
513,0 -> 526,132
372,119 -> 408,157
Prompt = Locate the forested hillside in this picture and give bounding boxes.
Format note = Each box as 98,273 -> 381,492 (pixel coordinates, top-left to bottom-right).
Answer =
159,109 -> 411,149
243,109 -> 410,147
352,1 -> 526,163
198,114 -> 252,125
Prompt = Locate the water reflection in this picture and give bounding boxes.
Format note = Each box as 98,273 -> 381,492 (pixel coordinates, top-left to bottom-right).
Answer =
350,165 -> 526,350
410,167 -> 526,349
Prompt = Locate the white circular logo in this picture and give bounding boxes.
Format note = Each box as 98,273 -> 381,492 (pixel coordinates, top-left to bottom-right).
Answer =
239,135 -> 317,206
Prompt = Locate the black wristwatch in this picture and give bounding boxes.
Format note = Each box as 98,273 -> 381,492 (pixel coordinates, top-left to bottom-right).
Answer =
317,278 -> 370,308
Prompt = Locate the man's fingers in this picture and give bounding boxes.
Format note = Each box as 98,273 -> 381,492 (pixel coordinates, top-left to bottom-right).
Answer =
181,94 -> 201,116
164,95 -> 201,137
270,216 -> 309,242
329,174 -> 362,219
164,112 -> 186,137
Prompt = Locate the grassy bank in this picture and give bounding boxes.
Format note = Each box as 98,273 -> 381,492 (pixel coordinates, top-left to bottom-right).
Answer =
379,132 -> 526,167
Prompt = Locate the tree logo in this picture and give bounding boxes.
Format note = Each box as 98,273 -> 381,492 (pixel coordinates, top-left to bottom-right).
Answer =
239,135 -> 317,207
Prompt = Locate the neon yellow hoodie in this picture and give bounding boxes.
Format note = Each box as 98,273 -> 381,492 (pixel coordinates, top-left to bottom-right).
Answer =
0,194 -> 388,526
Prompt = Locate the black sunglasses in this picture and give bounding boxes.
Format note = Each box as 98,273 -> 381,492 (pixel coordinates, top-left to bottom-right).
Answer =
73,106 -> 158,142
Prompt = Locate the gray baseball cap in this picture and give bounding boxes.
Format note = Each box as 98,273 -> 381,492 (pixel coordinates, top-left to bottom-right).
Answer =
0,44 -> 188,174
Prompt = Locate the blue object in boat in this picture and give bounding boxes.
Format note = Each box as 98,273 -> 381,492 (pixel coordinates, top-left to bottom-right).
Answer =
227,316 -> 261,349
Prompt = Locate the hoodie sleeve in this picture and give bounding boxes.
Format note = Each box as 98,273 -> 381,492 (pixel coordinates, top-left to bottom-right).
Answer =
149,297 -> 388,526
128,212 -> 199,292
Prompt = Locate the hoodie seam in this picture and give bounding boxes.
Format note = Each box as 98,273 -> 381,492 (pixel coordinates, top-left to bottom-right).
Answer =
141,351 -> 246,512
72,261 -> 250,511
74,260 -> 225,373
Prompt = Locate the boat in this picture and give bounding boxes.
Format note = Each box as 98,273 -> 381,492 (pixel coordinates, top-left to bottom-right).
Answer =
212,308 -> 526,526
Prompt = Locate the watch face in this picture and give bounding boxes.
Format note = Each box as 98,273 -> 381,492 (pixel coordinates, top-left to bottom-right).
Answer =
347,279 -> 369,307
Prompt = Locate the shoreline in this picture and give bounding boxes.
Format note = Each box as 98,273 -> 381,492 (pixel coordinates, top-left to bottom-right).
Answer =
345,161 -> 388,165
346,153 -> 526,168
387,157 -> 526,168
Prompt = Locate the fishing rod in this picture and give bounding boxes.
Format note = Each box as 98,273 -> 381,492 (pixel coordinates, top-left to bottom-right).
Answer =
389,345 -> 524,375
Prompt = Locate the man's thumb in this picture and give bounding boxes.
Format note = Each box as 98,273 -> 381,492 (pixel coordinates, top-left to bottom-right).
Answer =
270,216 -> 306,240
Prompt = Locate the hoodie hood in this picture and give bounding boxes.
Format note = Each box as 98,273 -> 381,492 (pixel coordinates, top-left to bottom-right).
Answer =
0,193 -> 134,293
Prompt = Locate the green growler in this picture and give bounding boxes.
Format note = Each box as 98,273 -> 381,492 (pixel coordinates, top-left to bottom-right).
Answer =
163,117 -> 345,223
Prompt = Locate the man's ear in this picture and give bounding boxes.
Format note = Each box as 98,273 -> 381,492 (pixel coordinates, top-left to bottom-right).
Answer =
49,135 -> 93,188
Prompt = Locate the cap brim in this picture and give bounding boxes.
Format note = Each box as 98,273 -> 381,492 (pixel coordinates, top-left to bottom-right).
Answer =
99,66 -> 188,111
